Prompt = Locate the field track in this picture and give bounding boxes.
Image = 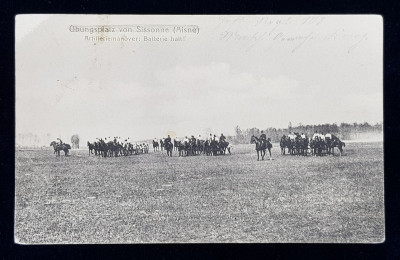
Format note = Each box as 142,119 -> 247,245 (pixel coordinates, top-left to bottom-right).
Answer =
15,141 -> 384,243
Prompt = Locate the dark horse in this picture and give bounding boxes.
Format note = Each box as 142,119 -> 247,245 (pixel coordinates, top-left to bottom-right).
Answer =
280,135 -> 289,155
50,141 -> 71,156
164,140 -> 173,157
87,141 -> 95,156
160,140 -> 164,152
250,135 -> 267,161
331,135 -> 346,156
153,140 -> 159,152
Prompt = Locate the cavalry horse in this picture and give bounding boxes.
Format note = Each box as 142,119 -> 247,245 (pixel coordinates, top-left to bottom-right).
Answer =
280,135 -> 289,155
87,141 -> 95,156
250,135 -> 267,161
152,140 -> 159,152
160,140 -> 165,152
164,140 -> 173,157
330,136 -> 346,156
50,141 -> 71,157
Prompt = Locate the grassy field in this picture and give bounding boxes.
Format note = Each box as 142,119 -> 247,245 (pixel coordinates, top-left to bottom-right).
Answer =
15,142 -> 384,243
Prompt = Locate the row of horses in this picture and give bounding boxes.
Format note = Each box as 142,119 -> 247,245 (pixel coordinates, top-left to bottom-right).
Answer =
279,134 -> 345,156
153,139 -> 232,157
51,134 -> 345,159
87,141 -> 149,157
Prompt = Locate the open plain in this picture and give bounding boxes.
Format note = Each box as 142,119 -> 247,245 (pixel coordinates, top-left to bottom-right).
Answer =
15,141 -> 384,243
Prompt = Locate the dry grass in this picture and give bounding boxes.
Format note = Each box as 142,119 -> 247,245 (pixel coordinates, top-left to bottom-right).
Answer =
15,142 -> 384,243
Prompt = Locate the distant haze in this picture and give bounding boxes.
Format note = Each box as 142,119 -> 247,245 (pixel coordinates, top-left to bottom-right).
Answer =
16,15 -> 383,145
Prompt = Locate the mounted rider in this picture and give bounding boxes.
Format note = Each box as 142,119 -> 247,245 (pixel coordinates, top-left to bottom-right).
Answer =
219,133 -> 227,144
260,131 -> 266,141
165,135 -> 172,144
213,135 -> 219,143
325,132 -> 332,139
259,131 -> 267,146
57,138 -> 63,146
183,136 -> 189,144
320,132 -> 325,141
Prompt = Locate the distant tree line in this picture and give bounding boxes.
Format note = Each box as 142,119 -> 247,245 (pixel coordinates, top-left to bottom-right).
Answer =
231,122 -> 383,144
16,133 -> 80,148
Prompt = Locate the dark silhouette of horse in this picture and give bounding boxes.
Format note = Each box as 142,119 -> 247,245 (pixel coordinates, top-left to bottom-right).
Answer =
160,140 -> 164,152
280,135 -> 289,155
331,135 -> 346,156
176,141 -> 186,157
153,140 -> 159,152
250,135 -> 266,161
219,140 -> 231,155
204,140 -> 212,156
266,138 -> 272,159
50,141 -> 71,157
174,139 -> 179,151
87,141 -> 95,156
197,140 -> 205,154
164,140 -> 173,157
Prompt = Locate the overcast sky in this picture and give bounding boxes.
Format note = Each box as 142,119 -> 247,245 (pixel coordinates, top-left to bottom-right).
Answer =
16,15 -> 383,143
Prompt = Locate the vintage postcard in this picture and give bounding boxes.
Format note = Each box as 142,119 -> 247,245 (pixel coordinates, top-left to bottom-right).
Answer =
15,15 -> 383,243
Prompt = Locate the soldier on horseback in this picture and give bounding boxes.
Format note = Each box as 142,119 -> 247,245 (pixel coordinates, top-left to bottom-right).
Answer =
219,133 -> 226,143
259,131 -> 266,141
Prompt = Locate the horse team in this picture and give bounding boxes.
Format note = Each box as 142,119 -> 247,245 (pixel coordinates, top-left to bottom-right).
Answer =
280,132 -> 345,156
152,134 -> 232,157
86,137 -> 149,157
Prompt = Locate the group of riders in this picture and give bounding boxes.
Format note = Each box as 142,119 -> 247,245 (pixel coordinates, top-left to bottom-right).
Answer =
51,130 -> 345,158
87,137 -> 149,157
280,131 -> 346,156
153,133 -> 232,157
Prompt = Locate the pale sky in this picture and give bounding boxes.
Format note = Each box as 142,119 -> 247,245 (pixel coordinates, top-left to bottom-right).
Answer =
16,15 -> 383,143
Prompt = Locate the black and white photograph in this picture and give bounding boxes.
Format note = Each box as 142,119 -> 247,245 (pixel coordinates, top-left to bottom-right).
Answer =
15,14 -> 383,244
